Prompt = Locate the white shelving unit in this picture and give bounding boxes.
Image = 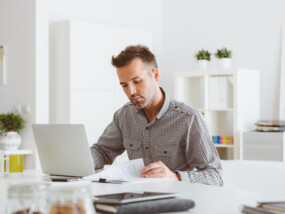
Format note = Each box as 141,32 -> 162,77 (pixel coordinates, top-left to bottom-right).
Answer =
175,69 -> 260,159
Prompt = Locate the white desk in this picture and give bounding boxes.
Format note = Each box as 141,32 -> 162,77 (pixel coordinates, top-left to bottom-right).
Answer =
1,171 -> 285,214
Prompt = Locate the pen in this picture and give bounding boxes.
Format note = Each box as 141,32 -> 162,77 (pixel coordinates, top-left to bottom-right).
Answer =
50,178 -> 81,182
91,178 -> 112,183
99,178 -> 107,183
51,178 -> 69,182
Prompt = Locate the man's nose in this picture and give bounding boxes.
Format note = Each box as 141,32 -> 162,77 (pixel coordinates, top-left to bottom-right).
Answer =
128,84 -> 136,95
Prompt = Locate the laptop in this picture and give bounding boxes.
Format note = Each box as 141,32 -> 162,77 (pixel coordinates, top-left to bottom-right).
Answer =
32,124 -> 95,178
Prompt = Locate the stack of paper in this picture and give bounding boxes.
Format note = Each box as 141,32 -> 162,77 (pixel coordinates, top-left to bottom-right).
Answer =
83,159 -> 167,184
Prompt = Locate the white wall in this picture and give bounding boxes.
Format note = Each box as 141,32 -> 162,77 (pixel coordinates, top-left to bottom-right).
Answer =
0,0 -> 162,169
2,0 -> 285,169
0,0 -> 49,169
48,0 -> 162,70
161,0 -> 285,120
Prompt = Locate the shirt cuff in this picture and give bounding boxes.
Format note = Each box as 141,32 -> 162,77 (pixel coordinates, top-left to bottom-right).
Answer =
175,171 -> 189,182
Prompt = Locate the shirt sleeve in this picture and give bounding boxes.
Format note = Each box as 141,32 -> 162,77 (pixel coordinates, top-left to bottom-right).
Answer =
176,111 -> 223,186
90,111 -> 125,170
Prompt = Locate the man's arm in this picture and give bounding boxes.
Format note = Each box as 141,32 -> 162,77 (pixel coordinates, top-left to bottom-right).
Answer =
90,112 -> 125,169
176,111 -> 223,186
140,111 -> 223,186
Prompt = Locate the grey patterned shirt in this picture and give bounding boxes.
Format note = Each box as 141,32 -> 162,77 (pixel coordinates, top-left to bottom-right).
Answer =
90,90 -> 223,186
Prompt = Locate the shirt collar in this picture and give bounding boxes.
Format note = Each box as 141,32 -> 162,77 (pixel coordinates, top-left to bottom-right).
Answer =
136,88 -> 170,120
137,87 -> 170,119
156,88 -> 170,120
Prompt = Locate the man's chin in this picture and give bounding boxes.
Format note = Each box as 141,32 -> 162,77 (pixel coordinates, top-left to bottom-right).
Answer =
132,101 -> 145,109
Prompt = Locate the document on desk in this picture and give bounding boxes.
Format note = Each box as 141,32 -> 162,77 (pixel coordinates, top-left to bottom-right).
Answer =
83,158 -> 166,184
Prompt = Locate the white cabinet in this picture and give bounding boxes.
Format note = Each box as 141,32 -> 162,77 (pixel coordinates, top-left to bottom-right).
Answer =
241,131 -> 285,161
50,20 -> 152,147
175,69 -> 260,159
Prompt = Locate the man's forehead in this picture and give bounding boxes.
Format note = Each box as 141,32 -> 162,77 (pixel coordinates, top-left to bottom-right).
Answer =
118,72 -> 146,83
117,63 -> 150,82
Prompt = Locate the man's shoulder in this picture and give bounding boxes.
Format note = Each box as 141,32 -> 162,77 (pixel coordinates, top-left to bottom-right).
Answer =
169,98 -> 201,117
115,102 -> 136,115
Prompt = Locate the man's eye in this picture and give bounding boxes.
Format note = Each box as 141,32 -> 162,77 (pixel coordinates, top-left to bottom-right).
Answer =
121,84 -> 127,88
134,80 -> 140,84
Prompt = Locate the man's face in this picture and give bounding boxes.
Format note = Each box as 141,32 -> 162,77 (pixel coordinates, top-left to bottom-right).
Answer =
117,58 -> 158,109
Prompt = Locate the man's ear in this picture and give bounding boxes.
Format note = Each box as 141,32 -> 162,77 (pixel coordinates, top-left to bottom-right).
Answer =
152,68 -> 160,82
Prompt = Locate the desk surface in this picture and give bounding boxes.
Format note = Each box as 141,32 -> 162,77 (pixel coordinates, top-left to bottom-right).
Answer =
1,170 -> 284,214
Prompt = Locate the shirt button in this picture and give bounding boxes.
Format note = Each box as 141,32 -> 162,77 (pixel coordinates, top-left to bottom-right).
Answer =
145,127 -> 148,130
145,146 -> 149,149
174,106 -> 178,109
163,151 -> 167,154
130,144 -> 133,147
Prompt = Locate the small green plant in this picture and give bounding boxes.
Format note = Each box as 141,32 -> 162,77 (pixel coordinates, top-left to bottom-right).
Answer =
195,49 -> 211,61
0,112 -> 26,134
215,48 -> 232,59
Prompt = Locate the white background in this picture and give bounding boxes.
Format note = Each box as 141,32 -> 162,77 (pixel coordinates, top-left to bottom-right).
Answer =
0,0 -> 285,168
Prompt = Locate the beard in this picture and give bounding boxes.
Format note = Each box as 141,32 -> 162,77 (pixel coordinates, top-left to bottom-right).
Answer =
129,86 -> 157,109
130,94 -> 148,109
129,94 -> 147,109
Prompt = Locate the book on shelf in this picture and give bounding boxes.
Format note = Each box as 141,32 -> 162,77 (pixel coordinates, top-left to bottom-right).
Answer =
240,205 -> 283,214
255,120 -> 285,132
255,120 -> 285,127
212,136 -> 233,145
94,198 -> 195,214
255,126 -> 285,132
208,76 -> 230,109
257,201 -> 285,212
241,201 -> 285,214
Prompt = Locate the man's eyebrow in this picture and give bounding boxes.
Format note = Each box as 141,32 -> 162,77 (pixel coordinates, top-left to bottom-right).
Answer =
131,76 -> 140,80
120,76 -> 140,85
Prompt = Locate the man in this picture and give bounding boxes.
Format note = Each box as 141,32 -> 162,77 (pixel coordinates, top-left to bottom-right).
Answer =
90,45 -> 223,186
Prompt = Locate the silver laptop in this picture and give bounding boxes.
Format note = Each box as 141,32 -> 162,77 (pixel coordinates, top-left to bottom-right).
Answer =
32,124 -> 95,177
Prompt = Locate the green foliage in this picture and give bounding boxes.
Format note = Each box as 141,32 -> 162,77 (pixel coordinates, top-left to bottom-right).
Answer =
0,112 -> 26,134
195,49 -> 211,61
215,48 -> 232,59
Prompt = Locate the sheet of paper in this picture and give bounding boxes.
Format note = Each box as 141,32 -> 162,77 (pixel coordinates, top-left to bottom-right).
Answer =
83,158 -> 166,183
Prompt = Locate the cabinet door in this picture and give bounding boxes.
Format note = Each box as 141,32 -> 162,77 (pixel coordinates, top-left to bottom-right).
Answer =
70,89 -> 115,146
69,20 -> 115,91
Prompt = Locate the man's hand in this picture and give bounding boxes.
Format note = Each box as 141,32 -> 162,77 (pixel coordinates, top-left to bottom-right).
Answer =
140,161 -> 180,181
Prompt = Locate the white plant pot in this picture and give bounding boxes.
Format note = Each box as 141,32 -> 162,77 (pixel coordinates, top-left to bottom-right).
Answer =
0,132 -> 22,150
197,60 -> 209,70
219,58 -> 231,69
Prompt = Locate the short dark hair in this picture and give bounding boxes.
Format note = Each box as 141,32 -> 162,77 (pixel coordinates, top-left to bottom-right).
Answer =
111,45 -> 158,68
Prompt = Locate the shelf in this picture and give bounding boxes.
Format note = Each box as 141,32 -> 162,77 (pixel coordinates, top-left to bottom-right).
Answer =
0,150 -> 33,155
214,144 -> 234,148
176,69 -> 236,77
203,108 -> 234,112
206,111 -> 234,136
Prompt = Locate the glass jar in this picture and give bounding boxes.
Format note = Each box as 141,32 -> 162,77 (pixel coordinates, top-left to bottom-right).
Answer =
6,183 -> 50,214
46,184 -> 96,214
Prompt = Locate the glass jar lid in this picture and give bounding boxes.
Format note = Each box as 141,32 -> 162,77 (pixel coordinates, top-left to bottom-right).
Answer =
8,182 -> 51,199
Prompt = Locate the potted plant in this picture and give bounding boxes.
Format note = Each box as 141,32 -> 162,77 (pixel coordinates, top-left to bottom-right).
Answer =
0,112 -> 26,150
215,48 -> 232,69
195,49 -> 211,70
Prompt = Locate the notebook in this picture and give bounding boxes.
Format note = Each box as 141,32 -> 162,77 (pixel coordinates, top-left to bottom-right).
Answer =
94,198 -> 195,214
